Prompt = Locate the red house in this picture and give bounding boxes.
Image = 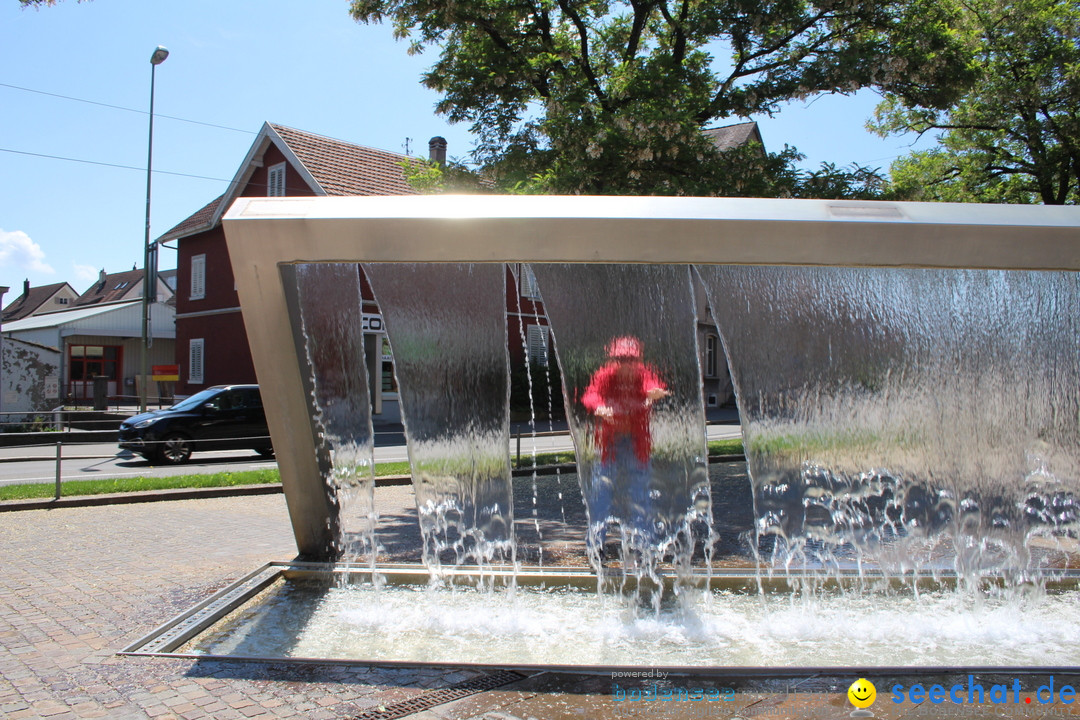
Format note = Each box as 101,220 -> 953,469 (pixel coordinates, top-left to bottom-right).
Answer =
161,121 -> 747,413
159,123 -> 553,413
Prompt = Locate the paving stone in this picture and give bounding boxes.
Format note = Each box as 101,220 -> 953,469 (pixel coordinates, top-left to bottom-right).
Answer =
0,489 -> 986,720
7,710 -> 40,720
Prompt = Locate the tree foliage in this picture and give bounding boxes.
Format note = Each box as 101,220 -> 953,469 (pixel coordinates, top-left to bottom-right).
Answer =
352,0 -> 974,196
873,0 -> 1080,204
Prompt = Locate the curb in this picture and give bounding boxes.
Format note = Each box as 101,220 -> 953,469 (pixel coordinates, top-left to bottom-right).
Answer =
0,454 -> 117,464
0,430 -> 118,448
0,483 -> 284,512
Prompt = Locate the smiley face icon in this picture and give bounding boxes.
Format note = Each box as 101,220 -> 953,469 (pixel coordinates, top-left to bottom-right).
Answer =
848,679 -> 877,709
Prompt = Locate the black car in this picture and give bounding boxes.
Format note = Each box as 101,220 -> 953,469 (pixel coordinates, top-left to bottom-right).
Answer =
119,385 -> 274,464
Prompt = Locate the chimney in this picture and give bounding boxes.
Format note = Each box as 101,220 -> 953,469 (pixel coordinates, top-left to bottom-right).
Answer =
428,136 -> 447,166
23,279 -> 29,297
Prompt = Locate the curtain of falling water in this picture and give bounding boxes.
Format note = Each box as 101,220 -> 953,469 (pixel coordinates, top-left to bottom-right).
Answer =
292,263 -> 377,564
697,266 -> 1080,583
529,264 -> 710,587
362,263 -> 515,574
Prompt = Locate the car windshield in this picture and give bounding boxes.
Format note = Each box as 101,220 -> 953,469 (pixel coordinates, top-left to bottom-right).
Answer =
168,388 -> 222,413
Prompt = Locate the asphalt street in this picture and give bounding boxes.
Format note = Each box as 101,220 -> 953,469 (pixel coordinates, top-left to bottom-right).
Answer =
0,423 -> 742,486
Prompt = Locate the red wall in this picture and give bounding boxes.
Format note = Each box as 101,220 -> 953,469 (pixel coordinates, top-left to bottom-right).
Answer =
175,311 -> 256,394
173,145 -> 319,396
241,145 -> 317,200
175,222 -> 259,395
174,151 -> 557,396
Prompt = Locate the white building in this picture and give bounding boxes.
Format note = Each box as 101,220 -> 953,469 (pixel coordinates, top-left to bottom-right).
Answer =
1,301 -> 175,404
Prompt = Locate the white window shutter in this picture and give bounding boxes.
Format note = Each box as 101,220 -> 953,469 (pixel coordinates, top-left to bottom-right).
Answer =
190,254 -> 206,300
520,264 -> 540,298
527,324 -> 548,367
189,338 -> 205,384
268,163 -> 286,197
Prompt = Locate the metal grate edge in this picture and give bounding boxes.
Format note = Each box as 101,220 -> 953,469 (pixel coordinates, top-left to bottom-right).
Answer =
351,670 -> 527,720
124,564 -> 282,654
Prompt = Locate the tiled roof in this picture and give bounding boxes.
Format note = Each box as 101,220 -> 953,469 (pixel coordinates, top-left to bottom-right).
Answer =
2,282 -> 71,322
270,124 -> 417,197
158,124 -> 419,243
159,194 -> 224,242
703,121 -> 762,152
74,269 -> 145,306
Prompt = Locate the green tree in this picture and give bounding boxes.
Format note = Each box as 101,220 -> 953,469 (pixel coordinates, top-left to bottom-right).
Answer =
872,0 -> 1080,204
351,0 -> 974,196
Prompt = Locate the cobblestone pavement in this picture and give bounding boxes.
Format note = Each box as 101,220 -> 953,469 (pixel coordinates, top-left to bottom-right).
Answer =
3,482 -> 1072,719
0,494 -> 491,720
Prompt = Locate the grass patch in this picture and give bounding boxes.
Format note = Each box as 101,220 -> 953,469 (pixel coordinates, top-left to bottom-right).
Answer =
0,469 -> 281,502
0,461 -> 421,502
514,450 -> 577,467
515,440 -> 743,468
373,461 -> 411,476
708,437 -> 744,456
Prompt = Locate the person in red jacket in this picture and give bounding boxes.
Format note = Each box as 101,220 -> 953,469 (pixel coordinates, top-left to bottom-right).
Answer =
581,335 -> 669,559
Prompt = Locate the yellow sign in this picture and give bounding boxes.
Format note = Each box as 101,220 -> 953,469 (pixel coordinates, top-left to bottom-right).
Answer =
152,364 -> 180,382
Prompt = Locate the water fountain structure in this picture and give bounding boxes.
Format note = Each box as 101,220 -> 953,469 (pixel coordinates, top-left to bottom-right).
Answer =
125,195 -> 1080,670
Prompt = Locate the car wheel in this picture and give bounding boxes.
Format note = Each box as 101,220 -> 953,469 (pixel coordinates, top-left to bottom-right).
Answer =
157,433 -> 193,464
256,446 -> 275,458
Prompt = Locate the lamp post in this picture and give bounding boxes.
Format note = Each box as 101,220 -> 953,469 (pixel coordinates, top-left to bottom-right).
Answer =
0,285 -> 8,419
139,45 -> 168,413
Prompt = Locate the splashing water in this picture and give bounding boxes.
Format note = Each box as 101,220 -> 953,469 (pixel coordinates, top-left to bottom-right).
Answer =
696,266 -> 1080,586
530,264 -> 711,604
289,263 -> 377,567
363,263 -> 516,578
187,574 -> 1080,667
203,261 -> 1080,669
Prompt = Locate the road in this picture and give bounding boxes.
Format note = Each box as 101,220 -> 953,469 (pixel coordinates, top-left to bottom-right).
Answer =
0,424 -> 742,486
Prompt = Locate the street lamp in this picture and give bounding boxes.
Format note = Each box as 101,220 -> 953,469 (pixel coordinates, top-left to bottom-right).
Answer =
139,45 -> 168,413
0,285 -> 8,418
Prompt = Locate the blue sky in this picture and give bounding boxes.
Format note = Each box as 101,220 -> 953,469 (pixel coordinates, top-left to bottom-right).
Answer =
1,0 -> 931,299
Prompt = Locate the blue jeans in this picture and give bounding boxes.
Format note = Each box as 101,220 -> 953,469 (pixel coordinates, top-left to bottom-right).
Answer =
587,434 -> 654,553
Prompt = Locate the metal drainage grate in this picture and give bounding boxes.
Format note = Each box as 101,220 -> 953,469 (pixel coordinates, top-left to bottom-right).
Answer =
129,565 -> 281,654
351,670 -> 526,720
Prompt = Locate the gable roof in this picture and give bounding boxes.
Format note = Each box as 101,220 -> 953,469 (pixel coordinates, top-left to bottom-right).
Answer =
158,123 -> 417,243
704,121 -> 764,152
2,299 -> 176,338
74,269 -> 145,306
2,281 -> 76,322
160,194 -> 224,243
2,300 -> 142,332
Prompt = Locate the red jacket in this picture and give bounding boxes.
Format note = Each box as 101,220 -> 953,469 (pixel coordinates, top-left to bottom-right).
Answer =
581,359 -> 666,463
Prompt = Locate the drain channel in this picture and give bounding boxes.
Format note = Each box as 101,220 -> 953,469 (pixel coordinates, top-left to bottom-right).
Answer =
350,670 -> 527,720
122,564 -> 282,655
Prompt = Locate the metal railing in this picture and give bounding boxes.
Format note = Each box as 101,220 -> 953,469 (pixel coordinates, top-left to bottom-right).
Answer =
0,432 -> 277,501
0,408 -> 139,433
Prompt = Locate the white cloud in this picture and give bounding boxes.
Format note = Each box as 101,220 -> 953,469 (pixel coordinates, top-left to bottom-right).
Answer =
72,264 -> 99,283
0,229 -> 54,274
